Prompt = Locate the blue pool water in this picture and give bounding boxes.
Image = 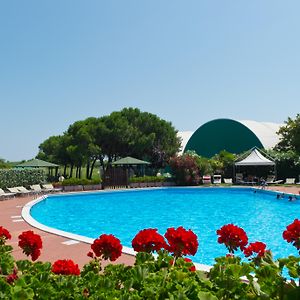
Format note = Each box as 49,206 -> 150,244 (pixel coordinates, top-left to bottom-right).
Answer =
30,188 -> 300,265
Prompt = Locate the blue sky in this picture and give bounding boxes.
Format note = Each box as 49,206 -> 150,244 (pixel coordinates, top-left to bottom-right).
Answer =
0,1 -> 299,161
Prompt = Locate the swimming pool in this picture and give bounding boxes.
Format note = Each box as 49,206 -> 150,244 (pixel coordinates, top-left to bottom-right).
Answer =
28,187 -> 300,265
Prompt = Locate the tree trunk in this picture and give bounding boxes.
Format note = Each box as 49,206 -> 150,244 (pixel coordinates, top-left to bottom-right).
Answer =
89,158 -> 97,179
70,164 -> 74,178
86,160 -> 90,179
63,165 -> 67,177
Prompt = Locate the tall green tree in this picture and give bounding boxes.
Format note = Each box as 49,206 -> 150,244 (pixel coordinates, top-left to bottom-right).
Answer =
37,107 -> 181,179
276,114 -> 300,154
117,107 -> 181,167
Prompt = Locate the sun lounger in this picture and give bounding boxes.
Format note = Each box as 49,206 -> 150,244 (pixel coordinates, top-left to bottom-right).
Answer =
202,175 -> 211,184
285,178 -> 295,184
30,184 -> 44,194
0,188 -> 16,199
213,175 -> 222,184
7,187 -> 28,196
224,178 -> 232,184
16,186 -> 34,195
266,179 -> 284,184
42,184 -> 62,193
235,173 -> 243,183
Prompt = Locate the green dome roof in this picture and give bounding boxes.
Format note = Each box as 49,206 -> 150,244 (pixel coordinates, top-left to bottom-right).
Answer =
184,119 -> 264,158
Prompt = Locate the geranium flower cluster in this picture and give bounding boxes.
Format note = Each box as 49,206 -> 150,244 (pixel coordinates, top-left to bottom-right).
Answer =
51,259 -> 80,275
165,226 -> 198,257
243,242 -> 267,258
91,234 -> 122,261
0,226 -> 11,245
283,219 -> 300,253
18,230 -> 43,261
216,224 -> 248,253
132,228 -> 167,253
131,226 -> 198,258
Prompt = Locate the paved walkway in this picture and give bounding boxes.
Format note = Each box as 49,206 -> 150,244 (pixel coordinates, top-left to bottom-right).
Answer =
1,195 -> 135,268
1,186 -> 299,269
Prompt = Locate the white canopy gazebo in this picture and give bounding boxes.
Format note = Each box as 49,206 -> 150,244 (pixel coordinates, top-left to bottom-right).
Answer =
234,147 -> 276,182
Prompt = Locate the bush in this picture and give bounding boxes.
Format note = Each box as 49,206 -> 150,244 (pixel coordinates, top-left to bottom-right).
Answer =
169,154 -> 201,185
61,178 -> 101,186
0,169 -> 46,189
129,176 -> 165,183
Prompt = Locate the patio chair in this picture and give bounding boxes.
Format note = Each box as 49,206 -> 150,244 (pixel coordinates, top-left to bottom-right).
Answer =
0,188 -> 16,199
213,175 -> 222,184
7,187 -> 29,196
266,176 -> 284,184
42,183 -> 62,193
202,175 -> 211,184
30,184 -> 44,194
285,178 -> 295,184
16,186 -> 34,195
235,173 -> 243,183
224,178 -> 233,184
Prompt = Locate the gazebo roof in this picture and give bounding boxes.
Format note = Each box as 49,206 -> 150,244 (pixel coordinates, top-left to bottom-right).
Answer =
15,158 -> 59,168
111,156 -> 150,166
235,147 -> 275,166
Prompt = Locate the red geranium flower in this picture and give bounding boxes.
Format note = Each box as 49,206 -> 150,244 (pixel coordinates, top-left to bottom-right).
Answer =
244,241 -> 267,258
132,228 -> 167,253
91,234 -> 122,261
52,259 -> 80,275
216,224 -> 248,253
18,230 -> 42,261
0,226 -> 11,245
165,226 -> 198,257
6,268 -> 18,284
283,219 -> 300,252
184,258 -> 196,272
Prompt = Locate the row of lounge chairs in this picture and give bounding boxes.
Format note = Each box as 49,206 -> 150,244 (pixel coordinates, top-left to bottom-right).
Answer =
235,173 -> 298,185
0,184 -> 61,199
203,174 -> 298,185
202,175 -> 232,184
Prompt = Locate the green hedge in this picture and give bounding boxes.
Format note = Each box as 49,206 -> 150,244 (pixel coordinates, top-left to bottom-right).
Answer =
129,176 -> 166,183
61,178 -> 101,186
0,169 -> 46,189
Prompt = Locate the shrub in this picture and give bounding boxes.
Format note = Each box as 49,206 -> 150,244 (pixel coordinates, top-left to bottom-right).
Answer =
169,154 -> 201,185
0,169 -> 46,189
129,176 -> 165,183
61,178 -> 101,186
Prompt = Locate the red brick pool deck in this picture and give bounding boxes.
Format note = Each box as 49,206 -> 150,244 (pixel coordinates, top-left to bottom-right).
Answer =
1,186 -> 299,269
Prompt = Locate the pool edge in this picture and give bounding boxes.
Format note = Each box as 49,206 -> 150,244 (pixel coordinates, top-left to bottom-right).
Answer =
21,194 -> 212,272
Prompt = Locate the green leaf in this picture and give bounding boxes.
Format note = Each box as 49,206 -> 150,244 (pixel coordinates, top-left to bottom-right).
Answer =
197,291 -> 219,300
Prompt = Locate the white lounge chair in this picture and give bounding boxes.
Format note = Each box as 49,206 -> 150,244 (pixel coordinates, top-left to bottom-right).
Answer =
0,188 -> 16,199
224,178 -> 233,184
213,175 -> 222,184
202,175 -> 211,184
42,184 -> 62,193
266,176 -> 283,184
30,184 -> 43,192
285,178 -> 295,184
235,173 -> 243,183
16,186 -> 34,195
6,187 -> 23,195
